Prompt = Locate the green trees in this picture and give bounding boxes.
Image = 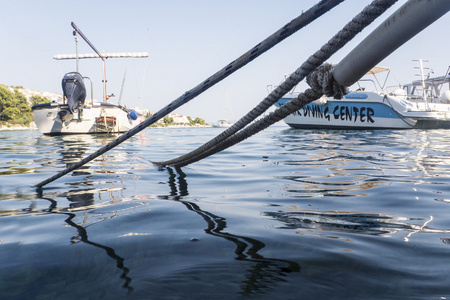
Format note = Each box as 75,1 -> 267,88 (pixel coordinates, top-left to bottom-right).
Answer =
0,85 -> 17,121
0,85 -> 42,126
187,116 -> 206,126
192,117 -> 206,126
147,114 -> 207,127
30,95 -> 49,106
163,116 -> 174,124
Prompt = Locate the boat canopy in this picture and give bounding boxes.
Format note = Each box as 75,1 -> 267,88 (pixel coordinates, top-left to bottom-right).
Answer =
365,66 -> 390,75
54,52 -> 149,60
411,75 -> 450,86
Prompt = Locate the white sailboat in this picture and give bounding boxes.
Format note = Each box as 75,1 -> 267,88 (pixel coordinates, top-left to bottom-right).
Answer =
32,22 -> 147,135
212,120 -> 234,128
212,88 -> 235,128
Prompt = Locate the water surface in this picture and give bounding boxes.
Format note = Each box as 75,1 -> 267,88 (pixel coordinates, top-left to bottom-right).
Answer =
1,127 -> 450,299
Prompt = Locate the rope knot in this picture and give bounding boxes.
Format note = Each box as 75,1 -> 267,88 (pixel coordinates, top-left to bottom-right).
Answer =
306,63 -> 348,99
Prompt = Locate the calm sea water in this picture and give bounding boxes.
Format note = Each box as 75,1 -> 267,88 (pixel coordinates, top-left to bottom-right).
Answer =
1,127 -> 450,299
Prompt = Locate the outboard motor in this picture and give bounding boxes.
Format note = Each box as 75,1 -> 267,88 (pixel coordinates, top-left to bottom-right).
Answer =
62,72 -> 86,113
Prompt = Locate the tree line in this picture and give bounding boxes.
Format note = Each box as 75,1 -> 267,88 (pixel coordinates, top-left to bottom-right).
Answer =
149,114 -> 207,127
0,85 -> 48,126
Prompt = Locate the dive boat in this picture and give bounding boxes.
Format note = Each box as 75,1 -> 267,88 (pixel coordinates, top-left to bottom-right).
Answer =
275,61 -> 450,130
32,23 -> 147,135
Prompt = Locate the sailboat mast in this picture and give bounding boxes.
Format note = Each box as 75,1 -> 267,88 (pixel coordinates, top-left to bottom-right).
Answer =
119,68 -> 127,105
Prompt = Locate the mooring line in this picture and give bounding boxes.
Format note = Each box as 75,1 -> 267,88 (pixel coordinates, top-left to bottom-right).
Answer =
158,0 -> 450,167
177,0 -> 450,166
155,0 -> 398,167
34,0 -> 345,188
165,66 -> 345,167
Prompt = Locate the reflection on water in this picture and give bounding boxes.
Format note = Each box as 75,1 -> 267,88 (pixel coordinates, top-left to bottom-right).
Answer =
41,197 -> 134,293
264,210 -> 450,241
22,193 -> 141,294
275,129 -> 450,199
184,200 -> 299,296
62,211 -> 134,293
54,134 -> 130,178
28,189 -> 142,293
165,167 -> 300,296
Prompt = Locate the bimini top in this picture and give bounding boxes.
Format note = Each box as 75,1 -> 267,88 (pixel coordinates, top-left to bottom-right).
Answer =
365,66 -> 390,75
53,52 -> 149,60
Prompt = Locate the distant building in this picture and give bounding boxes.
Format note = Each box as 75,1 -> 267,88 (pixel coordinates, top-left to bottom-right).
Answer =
170,114 -> 189,124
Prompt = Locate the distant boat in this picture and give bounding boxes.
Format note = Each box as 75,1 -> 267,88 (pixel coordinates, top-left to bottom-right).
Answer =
32,22 -> 146,135
212,120 -> 234,128
274,61 -> 450,129
211,88 -> 235,128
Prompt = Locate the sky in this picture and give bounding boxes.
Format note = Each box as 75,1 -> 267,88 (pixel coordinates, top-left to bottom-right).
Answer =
1,0 -> 449,123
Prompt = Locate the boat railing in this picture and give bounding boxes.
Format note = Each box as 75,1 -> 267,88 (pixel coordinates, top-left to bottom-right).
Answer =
404,76 -> 450,104
355,78 -> 380,93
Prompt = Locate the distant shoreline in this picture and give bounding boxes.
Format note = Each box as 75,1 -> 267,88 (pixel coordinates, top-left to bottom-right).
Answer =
0,122 -> 211,132
0,123 -> 38,131
151,124 -> 212,129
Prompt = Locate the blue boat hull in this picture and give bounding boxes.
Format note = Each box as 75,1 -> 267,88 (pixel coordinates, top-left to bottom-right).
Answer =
275,96 -> 416,129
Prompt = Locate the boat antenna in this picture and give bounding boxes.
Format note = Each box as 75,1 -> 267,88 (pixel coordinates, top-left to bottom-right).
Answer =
414,59 -> 430,110
71,22 -> 108,102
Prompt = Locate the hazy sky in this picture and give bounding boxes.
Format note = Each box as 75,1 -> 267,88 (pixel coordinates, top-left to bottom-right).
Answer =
1,1 -> 449,123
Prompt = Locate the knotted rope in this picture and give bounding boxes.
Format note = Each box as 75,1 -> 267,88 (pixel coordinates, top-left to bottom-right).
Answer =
306,63 -> 348,99
155,0 -> 397,167
161,64 -> 345,167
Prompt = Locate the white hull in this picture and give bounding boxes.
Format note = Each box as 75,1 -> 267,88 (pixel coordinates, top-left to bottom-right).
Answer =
32,102 -> 143,135
212,120 -> 234,128
276,91 -> 450,130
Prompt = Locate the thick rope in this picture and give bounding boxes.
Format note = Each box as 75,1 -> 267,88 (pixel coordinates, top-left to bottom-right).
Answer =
156,0 -> 398,168
35,0 -> 345,188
